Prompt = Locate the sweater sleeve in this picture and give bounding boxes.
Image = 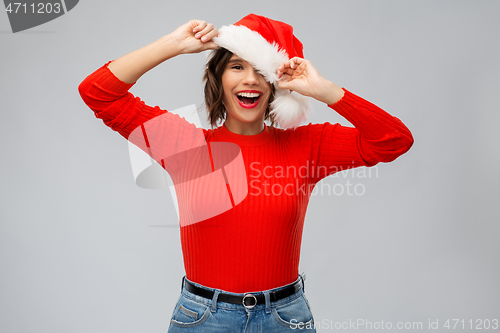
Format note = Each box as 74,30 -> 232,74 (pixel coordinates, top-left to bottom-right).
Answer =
78,60 -> 207,173
290,88 -> 414,184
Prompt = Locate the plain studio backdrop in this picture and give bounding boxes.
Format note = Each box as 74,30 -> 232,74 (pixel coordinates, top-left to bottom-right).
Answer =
1,1 -> 499,332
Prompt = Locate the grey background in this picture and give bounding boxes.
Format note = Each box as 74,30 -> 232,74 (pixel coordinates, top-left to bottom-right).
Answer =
1,0 -> 499,332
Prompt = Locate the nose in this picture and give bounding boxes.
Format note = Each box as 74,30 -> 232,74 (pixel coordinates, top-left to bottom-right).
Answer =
242,67 -> 260,85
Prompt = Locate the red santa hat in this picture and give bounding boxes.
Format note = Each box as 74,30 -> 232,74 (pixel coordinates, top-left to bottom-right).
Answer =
212,14 -> 312,129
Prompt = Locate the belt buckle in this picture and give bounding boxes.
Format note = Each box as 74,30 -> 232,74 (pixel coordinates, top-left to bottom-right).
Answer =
242,293 -> 257,309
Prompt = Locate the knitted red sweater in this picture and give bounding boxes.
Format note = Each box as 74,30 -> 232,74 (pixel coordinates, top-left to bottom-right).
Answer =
78,61 -> 413,293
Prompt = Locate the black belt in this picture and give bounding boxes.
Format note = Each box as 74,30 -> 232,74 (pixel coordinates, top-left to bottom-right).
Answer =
182,276 -> 304,309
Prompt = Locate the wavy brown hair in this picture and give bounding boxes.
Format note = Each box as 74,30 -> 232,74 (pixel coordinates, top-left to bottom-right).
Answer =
203,47 -> 275,129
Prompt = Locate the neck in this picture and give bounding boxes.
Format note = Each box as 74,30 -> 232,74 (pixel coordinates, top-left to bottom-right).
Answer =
224,117 -> 265,135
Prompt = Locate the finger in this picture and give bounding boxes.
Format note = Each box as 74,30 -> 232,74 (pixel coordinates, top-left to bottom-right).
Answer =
277,61 -> 295,76
277,63 -> 285,78
280,67 -> 297,77
294,61 -> 307,75
278,60 -> 292,71
197,23 -> 215,39
279,57 -> 304,73
201,27 -> 218,42
289,57 -> 305,69
291,57 -> 305,64
277,66 -> 282,78
193,21 -> 207,35
280,73 -> 293,82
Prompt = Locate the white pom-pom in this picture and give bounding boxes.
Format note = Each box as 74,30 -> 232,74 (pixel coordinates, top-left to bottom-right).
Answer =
270,91 -> 312,129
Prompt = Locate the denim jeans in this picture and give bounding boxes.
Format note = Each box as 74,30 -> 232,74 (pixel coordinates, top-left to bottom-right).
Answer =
167,275 -> 316,332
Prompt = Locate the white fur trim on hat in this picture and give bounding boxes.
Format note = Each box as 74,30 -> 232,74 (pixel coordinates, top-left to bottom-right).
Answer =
212,25 -> 312,129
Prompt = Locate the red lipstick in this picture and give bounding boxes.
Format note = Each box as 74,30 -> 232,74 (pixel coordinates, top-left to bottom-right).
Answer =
235,90 -> 263,109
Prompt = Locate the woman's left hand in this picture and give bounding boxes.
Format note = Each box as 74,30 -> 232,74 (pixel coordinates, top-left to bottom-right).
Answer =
277,57 -> 344,105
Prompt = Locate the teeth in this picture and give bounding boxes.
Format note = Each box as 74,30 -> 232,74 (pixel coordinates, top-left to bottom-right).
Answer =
237,92 -> 261,98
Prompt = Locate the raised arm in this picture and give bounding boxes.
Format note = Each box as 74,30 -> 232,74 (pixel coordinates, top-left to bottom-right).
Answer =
107,20 -> 219,84
78,20 -> 219,172
280,57 -> 414,182
78,20 -> 218,118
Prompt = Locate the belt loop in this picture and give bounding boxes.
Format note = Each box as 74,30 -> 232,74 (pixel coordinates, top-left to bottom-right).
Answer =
211,290 -> 220,313
300,272 -> 306,293
264,291 -> 271,314
181,276 -> 186,293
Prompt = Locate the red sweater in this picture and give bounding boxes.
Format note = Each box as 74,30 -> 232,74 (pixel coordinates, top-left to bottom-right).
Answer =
78,61 -> 413,293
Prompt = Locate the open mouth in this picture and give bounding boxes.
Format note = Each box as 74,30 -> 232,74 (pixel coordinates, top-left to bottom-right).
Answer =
235,92 -> 262,108
237,95 -> 260,104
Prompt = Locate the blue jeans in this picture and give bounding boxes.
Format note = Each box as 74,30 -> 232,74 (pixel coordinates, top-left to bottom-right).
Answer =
167,275 -> 316,332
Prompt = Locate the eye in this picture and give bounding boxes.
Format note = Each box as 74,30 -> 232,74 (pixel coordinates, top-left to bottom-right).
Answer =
232,65 -> 243,70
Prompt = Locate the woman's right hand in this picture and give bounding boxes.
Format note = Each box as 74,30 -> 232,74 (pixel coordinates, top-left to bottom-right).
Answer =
171,20 -> 218,54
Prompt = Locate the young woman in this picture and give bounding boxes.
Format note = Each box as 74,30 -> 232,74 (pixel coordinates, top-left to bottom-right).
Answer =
79,14 -> 413,333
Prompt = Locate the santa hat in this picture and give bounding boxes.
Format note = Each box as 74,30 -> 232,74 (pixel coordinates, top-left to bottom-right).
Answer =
212,14 -> 312,129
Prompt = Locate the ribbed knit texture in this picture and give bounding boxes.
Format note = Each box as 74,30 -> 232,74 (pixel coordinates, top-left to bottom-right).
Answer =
78,61 -> 413,293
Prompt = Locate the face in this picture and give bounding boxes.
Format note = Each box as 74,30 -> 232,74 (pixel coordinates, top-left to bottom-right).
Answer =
221,55 -> 272,128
